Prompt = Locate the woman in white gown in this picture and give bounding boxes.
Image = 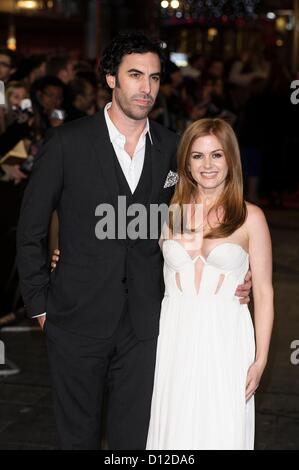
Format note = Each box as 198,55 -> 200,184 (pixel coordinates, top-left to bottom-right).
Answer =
146,118 -> 274,450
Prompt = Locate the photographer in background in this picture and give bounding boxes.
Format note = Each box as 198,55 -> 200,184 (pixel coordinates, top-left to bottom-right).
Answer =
0,80 -> 31,325
0,82 -> 31,185
1,77 -> 65,185
0,96 -> 34,169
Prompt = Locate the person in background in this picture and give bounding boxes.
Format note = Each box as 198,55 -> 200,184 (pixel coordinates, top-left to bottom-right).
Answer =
11,55 -> 47,86
206,57 -> 224,80
1,81 -> 30,131
182,53 -> 205,80
30,75 -> 65,138
46,55 -> 77,85
5,81 -> 29,108
0,48 -> 16,84
0,49 -> 17,133
0,163 -> 27,184
65,77 -> 96,121
228,50 -> 269,112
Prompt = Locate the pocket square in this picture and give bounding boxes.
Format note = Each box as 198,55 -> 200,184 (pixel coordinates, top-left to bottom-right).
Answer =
163,170 -> 179,188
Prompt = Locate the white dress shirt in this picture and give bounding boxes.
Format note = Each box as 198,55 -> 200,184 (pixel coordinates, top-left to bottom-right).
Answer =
33,103 -> 152,319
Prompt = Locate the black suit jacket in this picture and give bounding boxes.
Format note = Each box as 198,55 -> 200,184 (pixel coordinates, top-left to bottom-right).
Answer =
17,111 -> 179,339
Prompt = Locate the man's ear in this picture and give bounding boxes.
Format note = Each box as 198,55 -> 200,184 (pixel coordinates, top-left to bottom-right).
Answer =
106,74 -> 115,90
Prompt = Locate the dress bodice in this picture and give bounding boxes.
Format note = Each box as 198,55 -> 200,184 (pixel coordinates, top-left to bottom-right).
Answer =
162,240 -> 249,299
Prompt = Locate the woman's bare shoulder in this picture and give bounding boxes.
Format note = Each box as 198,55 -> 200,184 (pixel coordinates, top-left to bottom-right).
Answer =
245,201 -> 269,233
245,201 -> 266,219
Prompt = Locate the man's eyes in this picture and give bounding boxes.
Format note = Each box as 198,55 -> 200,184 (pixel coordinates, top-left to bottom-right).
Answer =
129,74 -> 160,81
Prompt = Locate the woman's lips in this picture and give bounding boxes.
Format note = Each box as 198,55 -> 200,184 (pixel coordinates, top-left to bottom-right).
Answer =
200,171 -> 218,179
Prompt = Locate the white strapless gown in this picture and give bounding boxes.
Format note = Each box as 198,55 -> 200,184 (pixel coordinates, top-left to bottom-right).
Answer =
146,241 -> 255,450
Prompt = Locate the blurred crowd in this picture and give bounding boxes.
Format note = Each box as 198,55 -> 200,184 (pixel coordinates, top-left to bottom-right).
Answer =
1,46 -> 298,202
0,45 -> 298,324
0,49 -> 111,183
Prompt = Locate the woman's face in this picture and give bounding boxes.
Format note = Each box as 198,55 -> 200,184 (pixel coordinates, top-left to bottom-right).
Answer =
9,87 -> 27,107
188,134 -> 228,192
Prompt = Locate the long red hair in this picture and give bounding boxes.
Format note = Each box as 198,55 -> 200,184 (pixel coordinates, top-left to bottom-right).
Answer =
170,118 -> 247,239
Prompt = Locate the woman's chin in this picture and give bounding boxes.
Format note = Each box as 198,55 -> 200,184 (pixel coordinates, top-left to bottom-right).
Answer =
197,180 -> 219,190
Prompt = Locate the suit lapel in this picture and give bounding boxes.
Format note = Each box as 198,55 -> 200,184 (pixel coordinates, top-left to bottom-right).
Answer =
148,122 -> 170,206
89,111 -> 120,209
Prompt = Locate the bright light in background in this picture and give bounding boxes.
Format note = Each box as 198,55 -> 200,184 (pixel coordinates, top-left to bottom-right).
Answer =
208,27 -> 218,42
286,15 -> 294,31
170,52 -> 188,67
276,17 -> 287,33
7,37 -> 16,51
7,24 -> 16,51
266,12 -> 276,20
161,0 -> 169,8
16,1 -> 41,9
276,39 -> 284,47
170,0 -> 180,9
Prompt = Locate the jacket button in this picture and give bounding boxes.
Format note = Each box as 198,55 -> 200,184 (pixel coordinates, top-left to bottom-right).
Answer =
121,277 -> 127,283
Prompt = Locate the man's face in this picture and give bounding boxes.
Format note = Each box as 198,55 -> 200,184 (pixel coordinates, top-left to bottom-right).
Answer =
107,52 -> 161,120
0,54 -> 12,82
65,60 -> 76,83
39,85 -> 63,112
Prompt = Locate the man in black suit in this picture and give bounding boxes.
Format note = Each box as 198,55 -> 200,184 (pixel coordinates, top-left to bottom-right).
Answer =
17,32 -> 251,450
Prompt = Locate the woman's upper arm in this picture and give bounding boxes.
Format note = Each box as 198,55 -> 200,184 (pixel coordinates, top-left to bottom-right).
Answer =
247,204 -> 273,293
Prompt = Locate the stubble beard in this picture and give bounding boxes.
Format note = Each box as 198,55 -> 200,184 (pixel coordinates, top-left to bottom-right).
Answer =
114,78 -> 155,121
116,93 -> 154,120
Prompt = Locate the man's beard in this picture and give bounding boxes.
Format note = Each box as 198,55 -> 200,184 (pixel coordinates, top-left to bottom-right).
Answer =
117,97 -> 154,120
114,86 -> 155,120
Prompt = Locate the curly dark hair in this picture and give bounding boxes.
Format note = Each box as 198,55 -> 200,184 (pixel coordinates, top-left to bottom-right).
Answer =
99,31 -> 165,85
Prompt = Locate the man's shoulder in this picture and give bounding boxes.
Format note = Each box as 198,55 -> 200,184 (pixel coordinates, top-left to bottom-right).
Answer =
55,111 -> 104,140
149,119 -> 179,146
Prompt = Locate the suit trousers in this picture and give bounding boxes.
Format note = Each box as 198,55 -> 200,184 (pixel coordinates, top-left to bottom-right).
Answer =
45,304 -> 157,449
